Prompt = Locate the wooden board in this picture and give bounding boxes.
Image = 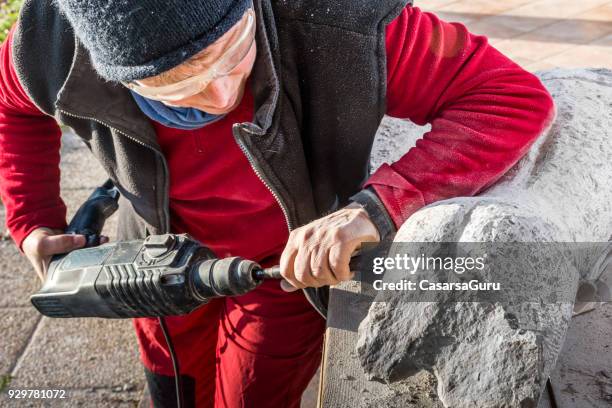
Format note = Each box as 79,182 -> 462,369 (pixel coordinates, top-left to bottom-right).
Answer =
318,281 -> 442,408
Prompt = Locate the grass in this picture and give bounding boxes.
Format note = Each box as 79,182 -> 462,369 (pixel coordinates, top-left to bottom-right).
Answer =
0,374 -> 12,392
0,0 -> 22,43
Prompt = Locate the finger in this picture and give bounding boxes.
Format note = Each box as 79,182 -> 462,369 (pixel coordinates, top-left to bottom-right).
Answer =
38,234 -> 86,256
280,280 -> 299,292
35,260 -> 46,283
40,253 -> 54,279
293,248 -> 317,288
23,228 -> 54,249
100,235 -> 110,244
280,243 -> 302,290
310,246 -> 338,286
329,243 -> 355,282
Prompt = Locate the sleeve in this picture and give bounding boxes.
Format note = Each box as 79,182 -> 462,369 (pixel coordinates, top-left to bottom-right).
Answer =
0,25 -> 67,249
351,6 -> 555,237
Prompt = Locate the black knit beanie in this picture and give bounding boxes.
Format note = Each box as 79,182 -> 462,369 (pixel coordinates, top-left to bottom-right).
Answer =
55,0 -> 252,82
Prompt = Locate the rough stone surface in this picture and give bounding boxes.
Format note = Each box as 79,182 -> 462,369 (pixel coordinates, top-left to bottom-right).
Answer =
356,68 -> 612,407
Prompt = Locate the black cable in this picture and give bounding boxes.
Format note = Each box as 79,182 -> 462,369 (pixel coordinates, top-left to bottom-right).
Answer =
159,316 -> 184,408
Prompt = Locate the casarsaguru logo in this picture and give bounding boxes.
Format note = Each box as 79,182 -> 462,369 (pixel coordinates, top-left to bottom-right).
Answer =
369,254 -> 500,293
372,279 -> 501,292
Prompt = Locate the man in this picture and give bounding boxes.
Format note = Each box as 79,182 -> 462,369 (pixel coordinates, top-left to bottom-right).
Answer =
0,0 -> 554,406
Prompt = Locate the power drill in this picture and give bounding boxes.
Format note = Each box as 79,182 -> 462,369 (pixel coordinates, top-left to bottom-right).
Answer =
30,180 -> 282,319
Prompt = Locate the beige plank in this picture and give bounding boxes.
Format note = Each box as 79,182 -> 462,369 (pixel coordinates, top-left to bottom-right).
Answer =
492,38 -> 574,63
592,32 -> 612,46
543,44 -> 612,68
433,11 -> 481,25
419,0 -> 462,12
519,18 -> 612,45
525,60 -> 559,72
577,2 -> 612,22
467,0 -> 611,40
468,14 -> 559,39
509,0 -> 612,20
437,0 -> 533,16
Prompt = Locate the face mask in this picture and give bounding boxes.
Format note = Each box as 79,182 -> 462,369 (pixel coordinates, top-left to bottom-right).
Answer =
130,91 -> 225,130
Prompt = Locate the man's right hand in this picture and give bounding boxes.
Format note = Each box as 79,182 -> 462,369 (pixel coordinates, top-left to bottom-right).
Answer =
22,227 -> 87,282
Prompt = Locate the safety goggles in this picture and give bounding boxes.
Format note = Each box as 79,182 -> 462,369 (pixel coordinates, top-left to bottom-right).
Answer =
124,8 -> 256,102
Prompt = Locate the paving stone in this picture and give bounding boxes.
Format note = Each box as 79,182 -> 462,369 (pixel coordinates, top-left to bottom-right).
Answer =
421,0 -> 464,11
493,38 -> 574,64
0,242 -> 41,308
526,60 -> 560,72
0,308 -> 40,376
435,0 -> 612,73
59,130 -> 109,192
10,317 -> 144,391
468,13 -> 559,39
433,11 -> 481,25
521,17 -> 612,44
593,32 -> 612,46
578,3 -> 612,22
544,44 -> 612,69
490,16 -> 612,68
510,0 -> 611,21
437,0 -> 532,16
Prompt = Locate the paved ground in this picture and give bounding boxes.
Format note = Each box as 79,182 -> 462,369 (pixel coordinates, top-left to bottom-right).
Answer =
0,1 -> 610,407
0,131 -> 142,407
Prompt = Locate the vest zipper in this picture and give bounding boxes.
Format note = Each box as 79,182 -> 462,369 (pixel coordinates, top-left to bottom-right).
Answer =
232,123 -> 294,231
234,124 -> 326,317
57,109 -> 171,233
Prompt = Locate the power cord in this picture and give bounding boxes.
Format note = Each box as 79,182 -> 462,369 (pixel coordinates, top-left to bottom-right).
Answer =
159,317 -> 184,408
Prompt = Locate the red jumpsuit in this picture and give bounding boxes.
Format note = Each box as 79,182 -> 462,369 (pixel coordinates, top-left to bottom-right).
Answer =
0,6 -> 554,407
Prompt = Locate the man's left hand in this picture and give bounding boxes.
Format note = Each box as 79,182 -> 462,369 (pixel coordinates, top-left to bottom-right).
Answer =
279,204 -> 380,292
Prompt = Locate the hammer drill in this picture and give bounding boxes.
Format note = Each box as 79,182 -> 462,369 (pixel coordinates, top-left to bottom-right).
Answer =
30,180 -> 282,319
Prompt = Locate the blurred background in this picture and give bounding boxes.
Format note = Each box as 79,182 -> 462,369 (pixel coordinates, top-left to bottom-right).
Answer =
0,1 -> 610,407
425,0 -> 612,71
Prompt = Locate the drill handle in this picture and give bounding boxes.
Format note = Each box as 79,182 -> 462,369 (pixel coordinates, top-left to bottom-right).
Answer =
66,179 -> 120,247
